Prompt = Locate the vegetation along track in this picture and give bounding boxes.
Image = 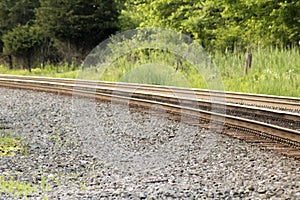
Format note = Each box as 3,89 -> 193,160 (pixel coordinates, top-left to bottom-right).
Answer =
0,74 -> 299,159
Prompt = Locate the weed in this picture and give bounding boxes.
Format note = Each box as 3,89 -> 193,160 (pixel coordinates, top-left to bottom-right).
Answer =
0,133 -> 21,156
0,174 -> 38,199
40,175 -> 51,192
80,182 -> 87,191
49,130 -> 61,147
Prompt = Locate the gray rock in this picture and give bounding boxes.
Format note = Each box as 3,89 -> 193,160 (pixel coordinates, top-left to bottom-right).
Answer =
0,88 -> 299,199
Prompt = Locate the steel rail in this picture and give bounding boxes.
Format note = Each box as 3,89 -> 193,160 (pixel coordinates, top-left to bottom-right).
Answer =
0,78 -> 300,125
0,74 -> 299,111
0,76 -> 299,147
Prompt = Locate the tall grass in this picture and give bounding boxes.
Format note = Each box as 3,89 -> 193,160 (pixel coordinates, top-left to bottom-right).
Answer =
79,48 -> 211,90
1,46 -> 299,97
214,47 -> 300,97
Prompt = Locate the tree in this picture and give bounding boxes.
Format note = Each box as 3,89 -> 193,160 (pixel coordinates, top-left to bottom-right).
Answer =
0,0 -> 40,69
118,0 -> 225,49
36,0 -> 119,65
119,0 -> 300,51
2,25 -> 44,72
119,0 -> 192,30
268,0 -> 300,46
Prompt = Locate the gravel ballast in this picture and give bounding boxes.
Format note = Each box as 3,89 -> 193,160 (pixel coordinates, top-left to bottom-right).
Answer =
0,87 -> 299,199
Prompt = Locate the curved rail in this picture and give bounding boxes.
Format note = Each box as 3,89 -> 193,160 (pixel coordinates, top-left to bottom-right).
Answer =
0,75 -> 299,150
0,74 -> 299,112
1,78 -> 300,129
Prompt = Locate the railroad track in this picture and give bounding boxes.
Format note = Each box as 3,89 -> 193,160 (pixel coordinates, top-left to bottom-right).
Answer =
1,74 -> 299,112
0,74 -> 300,158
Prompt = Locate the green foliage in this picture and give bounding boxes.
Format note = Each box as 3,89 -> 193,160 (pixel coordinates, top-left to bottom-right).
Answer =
0,0 -> 120,70
0,0 -> 299,70
0,0 -> 39,32
3,46 -> 298,97
80,28 -> 214,89
2,25 -> 45,71
119,0 -> 300,50
3,25 -> 43,56
6,0 -> 39,26
36,0 -> 119,60
86,44 -> 300,97
0,0 -> 39,54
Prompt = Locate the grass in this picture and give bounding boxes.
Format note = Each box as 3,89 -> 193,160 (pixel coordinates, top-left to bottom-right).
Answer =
0,63 -> 79,79
213,46 -> 300,97
0,127 -> 41,198
0,129 -> 27,156
0,137 -> 21,156
0,127 -> 87,199
0,46 -> 299,97
0,174 -> 38,198
0,172 -> 50,199
0,128 -> 46,198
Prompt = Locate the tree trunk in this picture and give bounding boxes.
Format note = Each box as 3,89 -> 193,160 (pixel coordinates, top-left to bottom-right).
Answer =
175,57 -> 183,72
244,52 -> 252,75
27,56 -> 31,72
8,55 -> 13,70
66,40 -> 72,67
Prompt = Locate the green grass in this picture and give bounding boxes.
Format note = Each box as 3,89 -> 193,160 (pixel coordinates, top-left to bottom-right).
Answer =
0,63 -> 79,79
1,46 -> 299,97
0,172 -> 51,199
0,129 -> 27,156
0,129 -> 38,198
213,47 -> 300,97
0,136 -> 50,199
0,137 -> 21,156
0,174 -> 38,198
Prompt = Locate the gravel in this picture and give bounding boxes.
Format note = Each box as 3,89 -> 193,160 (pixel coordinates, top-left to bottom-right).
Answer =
0,87 -> 299,199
